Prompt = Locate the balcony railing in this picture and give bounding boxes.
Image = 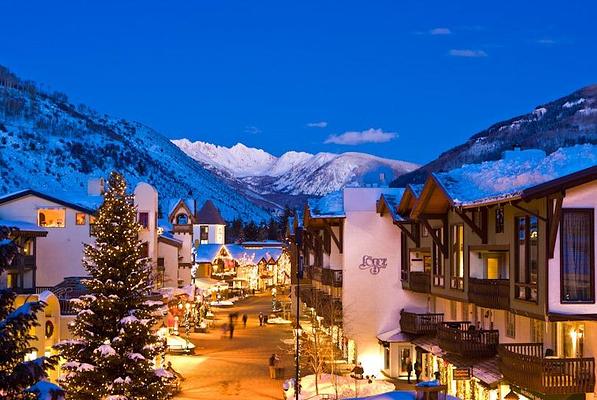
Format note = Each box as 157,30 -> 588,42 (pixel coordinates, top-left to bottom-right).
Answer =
437,321 -> 499,358
468,278 -> 510,310
409,271 -> 431,293
400,310 -> 443,335
499,343 -> 595,395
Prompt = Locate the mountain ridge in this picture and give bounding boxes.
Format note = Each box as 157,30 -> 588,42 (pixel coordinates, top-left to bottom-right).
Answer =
173,138 -> 419,196
392,84 -> 597,186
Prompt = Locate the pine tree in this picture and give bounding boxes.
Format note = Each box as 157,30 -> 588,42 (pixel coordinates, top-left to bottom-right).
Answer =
0,226 -> 61,400
55,172 -> 173,400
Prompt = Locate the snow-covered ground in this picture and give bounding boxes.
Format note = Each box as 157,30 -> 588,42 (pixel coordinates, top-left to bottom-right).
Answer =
267,316 -> 292,325
345,391 -> 459,400
283,374 -> 395,399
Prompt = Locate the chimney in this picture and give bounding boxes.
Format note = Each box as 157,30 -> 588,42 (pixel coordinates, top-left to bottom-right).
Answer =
87,178 -> 105,196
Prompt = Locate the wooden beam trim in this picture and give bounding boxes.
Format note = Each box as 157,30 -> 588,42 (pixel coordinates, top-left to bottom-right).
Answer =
394,221 -> 419,247
454,209 -> 484,241
548,195 -> 564,259
421,219 -> 447,257
511,202 -> 548,222
323,220 -> 342,254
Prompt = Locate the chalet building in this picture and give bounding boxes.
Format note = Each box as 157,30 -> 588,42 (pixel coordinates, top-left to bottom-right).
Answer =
290,188 -> 428,373
382,148 -> 597,400
289,145 -> 597,400
0,180 -> 186,319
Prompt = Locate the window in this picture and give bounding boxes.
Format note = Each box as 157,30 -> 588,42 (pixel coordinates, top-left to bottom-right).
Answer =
495,207 -> 504,233
450,300 -> 457,320
400,234 -> 408,282
140,242 -> 149,258
200,225 -> 209,244
432,228 -> 444,287
38,208 -> 66,227
562,322 -> 585,358
383,345 -> 390,370
422,225 -> 429,237
530,319 -> 545,343
561,209 -> 594,303
76,212 -> 86,225
157,257 -> 165,268
451,224 -> 464,290
506,311 -> 516,338
89,215 -> 97,235
176,213 -> 188,225
138,212 -> 149,229
515,215 -> 539,301
6,272 -> 18,289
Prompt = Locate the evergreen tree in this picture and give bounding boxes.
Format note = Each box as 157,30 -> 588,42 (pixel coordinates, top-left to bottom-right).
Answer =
243,221 -> 259,241
266,218 -> 279,240
55,172 -> 172,400
0,226 -> 61,400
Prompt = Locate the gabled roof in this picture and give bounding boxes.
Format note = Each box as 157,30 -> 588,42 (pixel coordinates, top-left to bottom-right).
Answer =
167,199 -> 195,224
196,200 -> 226,225
410,174 -> 453,219
376,192 -> 404,222
522,165 -> 597,201
397,184 -> 423,216
158,233 -> 183,248
433,144 -> 597,208
0,189 -> 98,214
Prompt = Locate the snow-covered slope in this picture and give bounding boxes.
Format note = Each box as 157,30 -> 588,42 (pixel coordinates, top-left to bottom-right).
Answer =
393,84 -> 597,186
0,69 -> 272,222
173,139 -> 419,196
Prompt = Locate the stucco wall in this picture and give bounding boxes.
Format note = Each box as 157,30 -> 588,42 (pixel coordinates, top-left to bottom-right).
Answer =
342,188 -> 427,374
0,195 -> 95,286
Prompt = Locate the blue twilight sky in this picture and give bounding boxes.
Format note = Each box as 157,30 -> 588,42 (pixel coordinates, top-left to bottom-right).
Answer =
1,1 -> 596,163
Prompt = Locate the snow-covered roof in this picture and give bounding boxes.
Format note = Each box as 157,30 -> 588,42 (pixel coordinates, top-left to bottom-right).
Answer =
376,328 -> 412,343
0,189 -> 100,214
158,232 -> 183,248
434,144 -> 597,207
377,190 -> 405,222
307,191 -> 345,218
408,183 -> 424,198
194,244 -> 225,263
0,219 -> 48,234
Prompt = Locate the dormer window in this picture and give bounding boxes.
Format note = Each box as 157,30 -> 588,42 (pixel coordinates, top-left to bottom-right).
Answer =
176,213 -> 189,225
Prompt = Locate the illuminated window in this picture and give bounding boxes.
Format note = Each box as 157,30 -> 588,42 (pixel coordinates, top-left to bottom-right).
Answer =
530,319 -> 545,343
76,212 -> 86,225
38,209 -> 66,228
495,207 -> 504,233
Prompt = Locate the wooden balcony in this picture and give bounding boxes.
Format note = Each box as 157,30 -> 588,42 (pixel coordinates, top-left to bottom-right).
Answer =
400,310 -> 443,335
172,224 -> 192,234
468,278 -> 510,310
499,343 -> 595,396
409,271 -> 431,293
437,321 -> 499,358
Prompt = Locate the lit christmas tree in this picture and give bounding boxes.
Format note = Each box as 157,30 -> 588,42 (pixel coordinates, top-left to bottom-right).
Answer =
55,172 -> 173,400
0,226 -> 62,400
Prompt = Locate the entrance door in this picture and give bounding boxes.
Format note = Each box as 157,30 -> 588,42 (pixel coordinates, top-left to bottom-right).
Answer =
399,347 -> 412,376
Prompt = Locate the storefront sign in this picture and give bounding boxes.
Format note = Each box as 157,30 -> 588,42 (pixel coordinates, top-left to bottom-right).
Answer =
359,255 -> 387,275
453,367 -> 471,380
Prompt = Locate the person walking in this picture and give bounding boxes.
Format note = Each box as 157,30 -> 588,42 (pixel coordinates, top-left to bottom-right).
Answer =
258,312 -> 264,326
242,313 -> 248,328
228,313 -> 235,339
268,353 -> 280,379
414,361 -> 422,383
406,357 -> 413,384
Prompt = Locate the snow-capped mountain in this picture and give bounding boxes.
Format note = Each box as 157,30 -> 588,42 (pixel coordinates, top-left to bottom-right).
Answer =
393,84 -> 597,186
172,139 -> 419,196
0,66 -> 273,221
